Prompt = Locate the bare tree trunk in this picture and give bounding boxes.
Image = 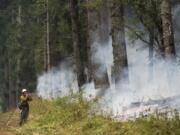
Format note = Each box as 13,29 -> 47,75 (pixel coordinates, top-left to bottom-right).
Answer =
160,0 -> 175,59
15,4 -> 22,105
8,58 -> 12,109
17,5 -> 22,24
44,40 -> 47,71
80,0 -> 91,83
16,53 -> 22,106
70,0 -> 86,89
44,0 -> 51,71
111,0 -> 128,86
160,0 -> 176,90
7,9 -> 17,110
86,0 -> 110,96
46,0 -> 51,71
4,54 -> 10,111
8,59 -> 16,109
86,23 -> 93,83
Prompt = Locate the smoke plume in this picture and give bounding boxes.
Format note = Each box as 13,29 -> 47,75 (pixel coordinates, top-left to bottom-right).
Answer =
37,61 -> 78,99
36,4 -> 180,120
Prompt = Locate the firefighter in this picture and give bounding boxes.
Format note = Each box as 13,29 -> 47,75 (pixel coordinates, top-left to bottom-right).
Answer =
19,89 -> 32,126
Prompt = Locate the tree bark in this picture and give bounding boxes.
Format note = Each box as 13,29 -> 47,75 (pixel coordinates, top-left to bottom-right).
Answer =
70,0 -> 86,89
8,58 -> 16,109
7,9 -> 18,110
46,0 -> 51,71
86,0 -> 110,96
15,4 -> 22,106
4,53 -> 10,111
17,5 -> 22,24
80,0 -> 91,83
160,0 -> 175,59
44,0 -> 51,71
111,0 -> 128,85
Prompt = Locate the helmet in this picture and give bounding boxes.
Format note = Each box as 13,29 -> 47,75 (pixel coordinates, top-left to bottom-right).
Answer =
22,89 -> 27,93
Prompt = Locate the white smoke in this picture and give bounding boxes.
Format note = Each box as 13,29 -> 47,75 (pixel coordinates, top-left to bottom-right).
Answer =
97,4 -> 180,118
37,62 -> 78,99
91,38 -> 113,69
36,3 -> 180,120
82,82 -> 96,100
36,38 -> 180,119
100,39 -> 180,117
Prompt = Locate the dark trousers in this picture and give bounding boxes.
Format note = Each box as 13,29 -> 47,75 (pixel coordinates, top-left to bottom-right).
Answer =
19,105 -> 29,126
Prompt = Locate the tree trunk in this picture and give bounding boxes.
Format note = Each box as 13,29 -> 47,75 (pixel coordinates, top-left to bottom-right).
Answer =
17,5 -> 22,24
86,0 -> 110,96
80,0 -> 91,83
8,58 -> 16,109
111,0 -> 128,86
15,4 -> 22,106
7,9 -> 18,110
44,0 -> 51,71
4,54 -> 10,111
160,0 -> 175,59
46,0 -> 51,71
70,0 -> 86,89
16,54 -> 21,106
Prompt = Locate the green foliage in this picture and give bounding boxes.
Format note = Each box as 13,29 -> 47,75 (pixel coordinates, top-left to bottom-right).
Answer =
4,96 -> 178,135
85,0 -> 104,10
0,0 -> 73,110
125,0 -> 162,47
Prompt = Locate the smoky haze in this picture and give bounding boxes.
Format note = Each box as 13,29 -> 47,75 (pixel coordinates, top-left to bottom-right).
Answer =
37,4 -> 180,120
37,61 -> 78,99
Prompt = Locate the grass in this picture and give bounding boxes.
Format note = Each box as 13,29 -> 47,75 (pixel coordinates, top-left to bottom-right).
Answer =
1,95 -> 180,135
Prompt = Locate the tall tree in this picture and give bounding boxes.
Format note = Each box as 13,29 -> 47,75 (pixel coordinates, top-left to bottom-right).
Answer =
160,0 -> 176,59
126,0 -> 162,81
45,0 -> 51,71
111,0 -> 128,85
7,5 -> 18,109
86,0 -> 110,96
70,0 -> 86,89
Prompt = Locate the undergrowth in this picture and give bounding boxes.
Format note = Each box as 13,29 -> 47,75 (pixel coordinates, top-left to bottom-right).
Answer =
3,95 -> 180,135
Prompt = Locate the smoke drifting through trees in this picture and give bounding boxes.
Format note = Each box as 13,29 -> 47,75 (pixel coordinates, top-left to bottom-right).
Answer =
37,36 -> 180,118
0,0 -> 180,117
37,62 -> 78,99
37,1 -> 180,119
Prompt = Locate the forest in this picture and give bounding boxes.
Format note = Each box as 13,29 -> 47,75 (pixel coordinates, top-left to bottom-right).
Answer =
1,0 -> 180,134
0,0 -> 180,116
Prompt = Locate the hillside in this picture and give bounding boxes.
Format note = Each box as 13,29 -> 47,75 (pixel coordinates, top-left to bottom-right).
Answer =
1,95 -> 180,135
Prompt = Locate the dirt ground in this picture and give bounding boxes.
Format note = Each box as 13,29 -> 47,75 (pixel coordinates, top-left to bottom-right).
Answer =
0,109 -> 20,135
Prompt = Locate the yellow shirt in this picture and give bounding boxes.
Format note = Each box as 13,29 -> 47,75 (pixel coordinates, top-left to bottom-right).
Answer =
20,95 -> 32,103
20,95 -> 28,102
